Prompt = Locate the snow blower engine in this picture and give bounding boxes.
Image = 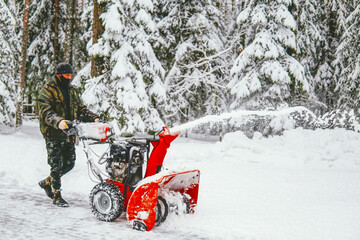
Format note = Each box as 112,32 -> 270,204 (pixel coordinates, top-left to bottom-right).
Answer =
105,141 -> 145,184
65,121 -> 200,231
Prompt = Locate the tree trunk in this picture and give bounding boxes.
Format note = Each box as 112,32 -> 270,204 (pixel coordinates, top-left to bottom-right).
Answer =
54,0 -> 59,65
71,0 -> 77,64
65,0 -> 76,65
15,0 -> 30,128
91,0 -> 104,78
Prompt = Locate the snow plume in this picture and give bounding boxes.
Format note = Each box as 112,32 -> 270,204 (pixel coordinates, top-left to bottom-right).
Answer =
170,107 -> 360,139
229,0 -> 309,110
83,0 -> 165,133
170,106 -> 314,137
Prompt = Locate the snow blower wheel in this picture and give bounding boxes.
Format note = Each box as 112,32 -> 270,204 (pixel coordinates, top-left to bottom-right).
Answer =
155,196 -> 168,226
89,182 -> 124,222
183,195 -> 191,214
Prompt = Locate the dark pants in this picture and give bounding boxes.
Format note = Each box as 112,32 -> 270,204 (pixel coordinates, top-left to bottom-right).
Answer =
45,139 -> 76,190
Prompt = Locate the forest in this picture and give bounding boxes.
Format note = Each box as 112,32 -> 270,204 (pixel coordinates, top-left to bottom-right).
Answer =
0,0 -> 359,133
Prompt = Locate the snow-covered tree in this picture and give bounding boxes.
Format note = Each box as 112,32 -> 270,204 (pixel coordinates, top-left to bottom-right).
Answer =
219,0 -> 243,32
311,0 -> 348,111
0,0 -> 18,126
71,2 -> 94,88
27,1 -> 89,97
228,0 -> 310,110
311,3 -> 336,111
26,1 -> 66,99
82,0 -> 166,133
290,0 -> 329,112
334,1 -> 360,109
155,0 -> 227,125
73,0 -> 104,84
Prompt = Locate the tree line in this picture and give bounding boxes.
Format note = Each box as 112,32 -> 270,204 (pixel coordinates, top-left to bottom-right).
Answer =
0,0 -> 359,132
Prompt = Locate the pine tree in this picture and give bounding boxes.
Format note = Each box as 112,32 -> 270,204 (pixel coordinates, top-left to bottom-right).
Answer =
228,0 -> 310,110
311,0 -> 345,112
28,1 -> 87,96
219,0 -> 243,31
71,1 -> 94,88
82,0 -> 166,133
0,0 -> 17,126
334,1 -> 360,109
220,0 -> 246,112
26,1 -> 67,99
292,0 -> 327,112
69,1 -> 92,80
155,0 -> 227,125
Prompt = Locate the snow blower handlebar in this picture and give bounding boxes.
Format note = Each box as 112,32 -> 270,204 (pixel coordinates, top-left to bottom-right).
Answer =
61,120 -> 78,136
62,122 -> 180,180
62,121 -> 113,142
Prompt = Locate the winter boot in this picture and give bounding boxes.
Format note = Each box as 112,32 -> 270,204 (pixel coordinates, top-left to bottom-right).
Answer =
38,176 -> 54,199
53,189 -> 69,207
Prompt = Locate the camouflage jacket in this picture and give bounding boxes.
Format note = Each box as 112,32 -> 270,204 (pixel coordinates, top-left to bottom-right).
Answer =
37,78 -> 99,141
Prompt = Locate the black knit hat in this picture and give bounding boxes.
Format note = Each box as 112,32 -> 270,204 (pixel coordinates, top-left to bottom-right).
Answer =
56,62 -> 73,75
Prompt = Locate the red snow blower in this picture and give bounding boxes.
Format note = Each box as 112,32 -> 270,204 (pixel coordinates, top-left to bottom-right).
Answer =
65,122 -> 200,231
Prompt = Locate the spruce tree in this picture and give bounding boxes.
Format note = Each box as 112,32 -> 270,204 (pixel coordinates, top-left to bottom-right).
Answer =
26,1 -> 67,98
334,1 -> 359,109
0,0 -> 17,126
155,0 -> 227,124
28,1 -> 87,95
72,1 -> 94,88
228,0 -> 310,110
82,0 -> 166,133
312,0 -> 344,111
292,0 -> 326,112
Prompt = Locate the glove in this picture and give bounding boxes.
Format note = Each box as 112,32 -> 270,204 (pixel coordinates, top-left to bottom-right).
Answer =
58,120 -> 70,130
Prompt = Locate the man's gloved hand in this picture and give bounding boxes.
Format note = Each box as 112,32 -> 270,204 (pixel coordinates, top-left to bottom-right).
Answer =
59,120 -> 70,130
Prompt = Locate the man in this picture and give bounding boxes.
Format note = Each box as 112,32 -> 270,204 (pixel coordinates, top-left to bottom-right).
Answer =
37,62 -> 99,207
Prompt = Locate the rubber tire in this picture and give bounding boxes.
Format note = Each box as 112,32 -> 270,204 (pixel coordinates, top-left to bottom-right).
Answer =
89,182 -> 124,222
183,195 -> 191,214
155,196 -> 168,226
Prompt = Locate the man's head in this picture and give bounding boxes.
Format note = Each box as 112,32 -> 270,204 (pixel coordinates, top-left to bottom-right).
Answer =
56,62 -> 73,86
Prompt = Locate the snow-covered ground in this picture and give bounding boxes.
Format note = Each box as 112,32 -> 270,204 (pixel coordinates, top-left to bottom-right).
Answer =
1,120 -> 360,240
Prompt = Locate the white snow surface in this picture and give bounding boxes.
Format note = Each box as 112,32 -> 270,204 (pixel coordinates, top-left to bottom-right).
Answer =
1,120 -> 360,240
